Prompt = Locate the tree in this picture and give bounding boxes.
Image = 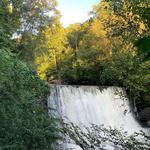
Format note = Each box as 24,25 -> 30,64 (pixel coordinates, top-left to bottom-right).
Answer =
91,0 -> 149,55
0,1 -> 61,149
35,23 -> 67,80
0,0 -> 58,63
0,50 -> 60,150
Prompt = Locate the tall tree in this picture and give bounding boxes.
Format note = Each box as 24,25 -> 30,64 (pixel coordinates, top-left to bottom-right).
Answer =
35,23 -> 67,80
0,0 -> 58,63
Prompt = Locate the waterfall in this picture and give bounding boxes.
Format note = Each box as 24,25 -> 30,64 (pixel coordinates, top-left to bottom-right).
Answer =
48,85 -> 146,149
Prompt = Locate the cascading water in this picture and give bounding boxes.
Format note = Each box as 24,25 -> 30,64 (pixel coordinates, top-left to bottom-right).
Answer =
48,85 -> 147,149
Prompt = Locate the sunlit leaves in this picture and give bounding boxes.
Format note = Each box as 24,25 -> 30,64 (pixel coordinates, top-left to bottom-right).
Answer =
35,24 -> 67,80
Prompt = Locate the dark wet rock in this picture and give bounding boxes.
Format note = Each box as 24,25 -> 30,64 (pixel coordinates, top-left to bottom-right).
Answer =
138,107 -> 150,127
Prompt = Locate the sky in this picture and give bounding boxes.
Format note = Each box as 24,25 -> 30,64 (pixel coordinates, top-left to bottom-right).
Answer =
57,0 -> 99,27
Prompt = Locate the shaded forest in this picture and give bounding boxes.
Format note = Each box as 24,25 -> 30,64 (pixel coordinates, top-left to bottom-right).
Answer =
0,0 -> 150,149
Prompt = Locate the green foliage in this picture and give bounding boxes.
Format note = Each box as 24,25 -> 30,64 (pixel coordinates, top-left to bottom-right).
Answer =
100,51 -> 150,106
135,36 -> 150,59
0,0 -> 58,64
0,50 -> 60,150
0,1 -> 62,149
35,24 -> 67,80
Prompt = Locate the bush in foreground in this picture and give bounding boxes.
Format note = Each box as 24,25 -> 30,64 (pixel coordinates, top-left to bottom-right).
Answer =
0,50 -> 60,150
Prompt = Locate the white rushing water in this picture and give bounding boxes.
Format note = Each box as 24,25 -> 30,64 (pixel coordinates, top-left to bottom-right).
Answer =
48,85 -> 145,149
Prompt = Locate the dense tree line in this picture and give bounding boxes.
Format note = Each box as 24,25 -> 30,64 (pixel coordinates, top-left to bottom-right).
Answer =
35,0 -> 150,113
